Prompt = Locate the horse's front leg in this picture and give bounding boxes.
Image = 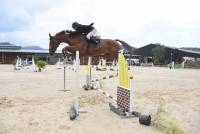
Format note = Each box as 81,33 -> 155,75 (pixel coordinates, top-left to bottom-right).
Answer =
62,46 -> 79,58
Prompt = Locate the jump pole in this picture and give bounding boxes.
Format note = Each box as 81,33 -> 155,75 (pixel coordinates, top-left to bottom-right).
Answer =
64,63 -> 66,90
69,51 -> 86,120
75,51 -> 80,114
61,58 -> 70,92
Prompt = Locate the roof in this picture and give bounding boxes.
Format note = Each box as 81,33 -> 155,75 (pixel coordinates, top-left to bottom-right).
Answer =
0,49 -> 62,54
134,43 -> 200,58
0,42 -> 13,45
0,42 -> 61,54
177,48 -> 200,55
0,44 -> 21,50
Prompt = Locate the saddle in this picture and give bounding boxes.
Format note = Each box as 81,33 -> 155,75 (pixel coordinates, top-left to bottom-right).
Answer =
66,30 -> 101,48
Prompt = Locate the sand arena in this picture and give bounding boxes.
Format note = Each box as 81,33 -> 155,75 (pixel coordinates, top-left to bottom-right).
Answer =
0,64 -> 200,134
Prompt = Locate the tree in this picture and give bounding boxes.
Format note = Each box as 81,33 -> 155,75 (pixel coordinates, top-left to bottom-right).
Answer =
152,45 -> 167,64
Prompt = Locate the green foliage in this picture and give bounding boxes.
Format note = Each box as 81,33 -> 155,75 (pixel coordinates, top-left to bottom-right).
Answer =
186,60 -> 200,66
174,64 -> 182,68
157,102 -> 166,114
153,103 -> 184,134
184,60 -> 200,69
154,115 -> 184,134
12,59 -> 17,65
36,60 -> 47,69
152,45 -> 167,64
196,60 -> 200,65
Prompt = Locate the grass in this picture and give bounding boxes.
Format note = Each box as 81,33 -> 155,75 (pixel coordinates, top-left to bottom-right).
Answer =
153,103 -> 184,134
174,64 -> 182,69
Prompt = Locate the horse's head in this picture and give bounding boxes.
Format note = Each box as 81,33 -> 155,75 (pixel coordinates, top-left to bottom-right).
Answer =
49,33 -> 61,56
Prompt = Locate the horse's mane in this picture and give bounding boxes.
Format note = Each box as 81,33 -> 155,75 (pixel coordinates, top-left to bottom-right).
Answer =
65,30 -> 84,38
56,30 -> 80,37
70,32 -> 82,37
55,30 -> 66,36
55,30 -> 84,38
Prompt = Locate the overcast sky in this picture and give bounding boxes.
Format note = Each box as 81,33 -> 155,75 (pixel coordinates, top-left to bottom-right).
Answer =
0,0 -> 200,49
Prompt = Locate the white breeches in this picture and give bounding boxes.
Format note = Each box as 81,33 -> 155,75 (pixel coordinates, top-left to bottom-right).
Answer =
86,28 -> 98,39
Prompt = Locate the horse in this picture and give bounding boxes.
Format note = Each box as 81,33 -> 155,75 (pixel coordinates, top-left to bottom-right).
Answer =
49,30 -> 126,63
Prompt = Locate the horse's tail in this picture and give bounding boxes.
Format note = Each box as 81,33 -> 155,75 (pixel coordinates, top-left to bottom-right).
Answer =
115,39 -> 132,51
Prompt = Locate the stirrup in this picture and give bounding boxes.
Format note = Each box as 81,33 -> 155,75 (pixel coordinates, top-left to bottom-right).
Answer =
96,44 -> 100,48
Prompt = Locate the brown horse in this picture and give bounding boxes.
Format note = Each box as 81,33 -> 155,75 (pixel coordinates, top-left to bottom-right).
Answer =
49,30 -> 126,62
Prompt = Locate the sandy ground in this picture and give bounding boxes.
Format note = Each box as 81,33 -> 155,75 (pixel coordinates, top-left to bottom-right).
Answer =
0,64 -> 200,134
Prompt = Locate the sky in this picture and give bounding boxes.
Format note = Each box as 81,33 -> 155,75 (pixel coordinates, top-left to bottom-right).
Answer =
0,0 -> 200,49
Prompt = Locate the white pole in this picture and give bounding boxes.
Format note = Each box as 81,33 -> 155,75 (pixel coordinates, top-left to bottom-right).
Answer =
57,58 -> 61,69
61,58 -> 70,92
172,61 -> 174,69
25,58 -> 28,65
117,52 -> 120,86
15,56 -> 19,69
73,59 -> 76,70
75,51 -> 80,114
32,56 -> 35,65
89,57 -> 92,82
64,59 -> 66,90
182,61 -> 185,69
103,59 -> 106,67
86,57 -> 91,87
98,58 -> 101,68
129,78 -> 134,113
32,56 -> 36,71
19,58 -> 22,66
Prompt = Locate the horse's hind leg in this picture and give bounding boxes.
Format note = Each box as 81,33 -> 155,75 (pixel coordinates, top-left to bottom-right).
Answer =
109,52 -> 118,63
62,46 -> 79,53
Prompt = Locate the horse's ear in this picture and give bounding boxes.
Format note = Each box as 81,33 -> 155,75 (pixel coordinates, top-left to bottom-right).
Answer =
49,33 -> 53,39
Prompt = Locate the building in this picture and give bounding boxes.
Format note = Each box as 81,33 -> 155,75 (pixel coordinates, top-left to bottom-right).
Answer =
2,41 -> 199,65
133,43 -> 200,64
0,42 -> 62,64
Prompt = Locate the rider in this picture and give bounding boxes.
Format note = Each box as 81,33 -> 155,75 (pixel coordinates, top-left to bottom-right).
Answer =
71,22 -> 100,47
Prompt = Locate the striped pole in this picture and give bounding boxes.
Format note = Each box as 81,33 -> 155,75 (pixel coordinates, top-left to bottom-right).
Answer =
97,88 -> 117,101
91,74 -> 118,82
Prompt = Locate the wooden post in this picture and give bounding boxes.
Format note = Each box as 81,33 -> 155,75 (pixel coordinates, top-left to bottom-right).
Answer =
2,53 -> 4,64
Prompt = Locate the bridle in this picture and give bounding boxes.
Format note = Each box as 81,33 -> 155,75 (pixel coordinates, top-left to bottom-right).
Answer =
49,31 -> 69,55
49,36 -> 58,54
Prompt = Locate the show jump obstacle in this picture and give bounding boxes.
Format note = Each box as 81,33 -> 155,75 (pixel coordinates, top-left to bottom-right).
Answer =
90,52 -> 136,117
69,51 -> 151,125
14,56 -> 37,72
109,52 -> 135,117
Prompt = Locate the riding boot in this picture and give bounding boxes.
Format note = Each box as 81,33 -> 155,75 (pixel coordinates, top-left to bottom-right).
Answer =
90,37 -> 100,48
96,42 -> 100,48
